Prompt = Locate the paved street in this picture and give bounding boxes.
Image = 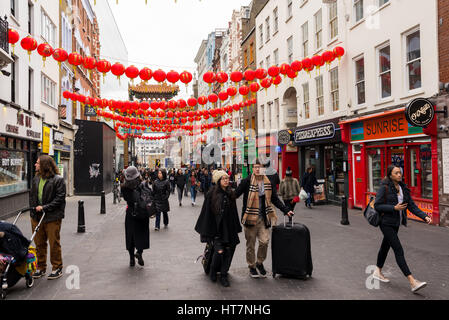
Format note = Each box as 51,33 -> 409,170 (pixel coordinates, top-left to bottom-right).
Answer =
4,191 -> 449,300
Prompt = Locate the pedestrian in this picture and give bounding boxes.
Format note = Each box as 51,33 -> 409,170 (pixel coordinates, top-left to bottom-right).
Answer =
190,170 -> 199,206
184,168 -> 190,197
175,169 -> 186,206
235,159 -> 294,278
30,155 -> 66,280
279,167 -> 301,212
169,169 -> 176,194
372,164 -> 432,293
301,166 -> 319,209
203,169 -> 211,195
120,166 -> 150,267
195,170 -> 242,287
153,168 -> 171,231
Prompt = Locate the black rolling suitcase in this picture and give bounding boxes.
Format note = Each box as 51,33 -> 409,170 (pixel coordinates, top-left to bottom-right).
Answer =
271,216 -> 313,279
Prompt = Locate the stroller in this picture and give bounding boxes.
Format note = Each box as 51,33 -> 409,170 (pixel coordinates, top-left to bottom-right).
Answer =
0,207 -> 45,300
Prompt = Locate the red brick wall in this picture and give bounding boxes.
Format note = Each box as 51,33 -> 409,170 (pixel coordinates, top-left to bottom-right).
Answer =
439,0 -> 449,83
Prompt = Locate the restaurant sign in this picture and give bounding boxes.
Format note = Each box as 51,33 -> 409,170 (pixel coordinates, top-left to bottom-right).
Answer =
0,106 -> 42,141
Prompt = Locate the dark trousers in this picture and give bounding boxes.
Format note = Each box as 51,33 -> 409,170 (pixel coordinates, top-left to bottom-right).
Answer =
210,243 -> 236,276
155,211 -> 169,229
177,186 -> 184,203
377,224 -> 412,277
128,248 -> 143,260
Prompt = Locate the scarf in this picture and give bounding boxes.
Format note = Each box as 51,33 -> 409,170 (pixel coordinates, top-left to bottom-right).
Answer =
242,174 -> 277,227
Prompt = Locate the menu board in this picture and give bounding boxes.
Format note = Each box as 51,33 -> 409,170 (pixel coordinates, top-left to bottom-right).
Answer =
442,138 -> 449,194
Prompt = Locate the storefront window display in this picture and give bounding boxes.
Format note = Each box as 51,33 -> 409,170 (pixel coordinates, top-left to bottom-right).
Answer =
0,150 -> 28,196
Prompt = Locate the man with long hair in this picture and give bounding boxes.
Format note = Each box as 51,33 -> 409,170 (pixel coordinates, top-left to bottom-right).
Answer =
30,155 -> 66,280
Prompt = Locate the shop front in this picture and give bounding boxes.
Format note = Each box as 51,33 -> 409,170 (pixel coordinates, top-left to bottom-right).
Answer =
0,106 -> 42,219
340,107 -> 439,223
294,118 -> 347,205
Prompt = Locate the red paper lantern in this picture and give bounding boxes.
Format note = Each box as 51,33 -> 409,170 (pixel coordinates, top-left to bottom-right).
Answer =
230,71 -> 243,83
140,102 -> 150,110
261,78 -> 273,89
203,71 -> 216,85
53,48 -> 68,65
198,96 -> 208,105
178,99 -> 187,109
166,70 -> 180,84
20,36 -> 38,55
159,101 -> 167,110
218,91 -> 228,101
291,60 -> 303,73
268,65 -> 280,78
244,69 -> 256,82
208,94 -> 218,104
168,100 -> 178,109
312,55 -> 324,68
187,98 -> 197,107
333,46 -> 345,60
216,72 -> 228,84
96,59 -> 111,81
68,52 -> 83,67
125,65 -> 140,81
139,67 -> 153,82
273,75 -> 282,86
37,43 -> 54,65
150,101 -> 159,110
153,69 -> 167,83
8,29 -> 20,48
250,82 -> 260,93
279,64 -> 291,77
111,62 -> 126,80
287,69 -> 297,80
180,71 -> 193,85
255,68 -> 268,80
322,50 -> 335,66
302,58 -> 313,70
83,56 -> 97,74
227,86 -> 237,97
239,85 -> 249,96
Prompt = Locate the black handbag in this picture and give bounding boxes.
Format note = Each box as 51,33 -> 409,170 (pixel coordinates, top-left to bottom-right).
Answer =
364,196 -> 383,227
196,241 -> 215,274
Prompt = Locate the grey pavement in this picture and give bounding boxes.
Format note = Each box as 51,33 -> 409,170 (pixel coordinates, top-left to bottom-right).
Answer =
3,190 -> 449,300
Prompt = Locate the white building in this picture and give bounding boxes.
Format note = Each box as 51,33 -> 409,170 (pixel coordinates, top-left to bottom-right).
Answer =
0,0 -> 60,218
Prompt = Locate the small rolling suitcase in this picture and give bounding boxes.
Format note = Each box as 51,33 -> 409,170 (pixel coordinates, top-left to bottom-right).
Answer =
271,216 -> 313,279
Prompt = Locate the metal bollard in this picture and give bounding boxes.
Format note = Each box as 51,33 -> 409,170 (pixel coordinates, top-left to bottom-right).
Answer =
100,191 -> 106,214
77,200 -> 86,233
340,195 -> 350,225
113,187 -> 117,205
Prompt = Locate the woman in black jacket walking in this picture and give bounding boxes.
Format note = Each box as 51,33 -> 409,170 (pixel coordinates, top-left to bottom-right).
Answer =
174,169 -> 186,206
373,165 -> 432,293
153,169 -> 171,231
301,166 -> 319,208
195,170 -> 242,287
120,166 -> 150,267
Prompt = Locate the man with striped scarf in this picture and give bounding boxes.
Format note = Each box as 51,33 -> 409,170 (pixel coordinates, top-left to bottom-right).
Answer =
235,159 -> 294,278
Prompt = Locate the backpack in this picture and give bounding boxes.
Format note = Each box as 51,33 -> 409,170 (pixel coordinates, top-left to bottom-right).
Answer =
131,183 -> 156,220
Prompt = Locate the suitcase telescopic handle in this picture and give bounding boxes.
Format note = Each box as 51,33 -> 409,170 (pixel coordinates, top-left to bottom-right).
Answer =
283,214 -> 294,228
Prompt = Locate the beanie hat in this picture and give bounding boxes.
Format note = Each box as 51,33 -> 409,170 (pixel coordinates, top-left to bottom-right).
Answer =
124,166 -> 140,181
286,166 -> 292,176
212,170 -> 229,185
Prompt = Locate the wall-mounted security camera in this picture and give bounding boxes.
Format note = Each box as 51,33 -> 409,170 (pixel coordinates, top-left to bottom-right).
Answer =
440,125 -> 449,133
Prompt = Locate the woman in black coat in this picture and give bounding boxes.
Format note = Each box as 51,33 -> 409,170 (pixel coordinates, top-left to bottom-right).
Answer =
174,169 -> 186,206
120,166 -> 150,267
152,169 -> 171,231
195,170 -> 242,287
373,165 -> 432,293
301,167 -> 318,208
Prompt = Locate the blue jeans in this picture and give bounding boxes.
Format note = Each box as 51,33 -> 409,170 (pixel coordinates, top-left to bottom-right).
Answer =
155,211 -> 168,229
190,186 -> 197,203
305,193 -> 312,206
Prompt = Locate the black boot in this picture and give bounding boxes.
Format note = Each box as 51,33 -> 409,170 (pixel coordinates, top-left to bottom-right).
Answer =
220,274 -> 230,287
210,272 -> 217,282
129,252 -> 135,267
135,251 -> 144,266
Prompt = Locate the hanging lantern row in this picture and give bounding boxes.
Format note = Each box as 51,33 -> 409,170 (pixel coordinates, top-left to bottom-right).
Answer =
8,30 -> 345,86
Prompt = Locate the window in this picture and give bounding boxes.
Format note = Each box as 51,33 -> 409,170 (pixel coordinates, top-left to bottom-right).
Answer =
406,29 -> 421,91
378,44 -> 391,99
0,150 -> 28,196
287,36 -> 293,64
274,99 -> 279,129
287,0 -> 293,19
316,76 -> 324,116
303,83 -> 310,119
11,57 -> 16,103
274,49 -> 279,66
267,103 -> 271,130
62,16 -> 72,53
314,10 -> 322,49
244,49 -> 248,68
302,22 -> 309,57
28,2 -> 33,34
28,68 -> 33,111
41,74 -> 56,107
10,0 -> 16,17
329,2 -> 338,40
355,57 -> 365,105
249,42 -> 254,63
379,0 -> 389,6
261,105 -> 265,129
41,9 -> 56,47
259,24 -> 263,47
330,68 -> 339,111
266,55 -> 271,69
273,7 -> 279,34
354,0 -> 364,23
265,17 -> 270,42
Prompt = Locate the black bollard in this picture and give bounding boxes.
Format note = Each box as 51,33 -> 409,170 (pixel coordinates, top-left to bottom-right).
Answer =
77,200 -> 86,233
100,191 -> 106,214
340,195 -> 350,225
113,187 -> 117,205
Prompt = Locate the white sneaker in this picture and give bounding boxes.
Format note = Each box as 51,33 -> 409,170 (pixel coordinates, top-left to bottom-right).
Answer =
373,270 -> 390,283
411,280 -> 427,293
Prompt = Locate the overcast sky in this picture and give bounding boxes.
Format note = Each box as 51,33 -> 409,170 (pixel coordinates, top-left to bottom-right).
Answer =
104,0 -> 251,99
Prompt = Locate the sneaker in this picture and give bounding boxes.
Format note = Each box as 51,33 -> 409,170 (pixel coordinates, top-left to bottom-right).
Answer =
220,275 -> 230,287
411,280 -> 427,293
135,252 -> 144,266
155,227 -> 160,231
47,268 -> 63,280
256,263 -> 267,278
249,267 -> 259,278
373,269 -> 390,283
32,270 -> 46,279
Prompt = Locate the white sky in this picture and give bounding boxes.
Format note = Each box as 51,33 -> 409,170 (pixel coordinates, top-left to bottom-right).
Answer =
105,0 -> 251,99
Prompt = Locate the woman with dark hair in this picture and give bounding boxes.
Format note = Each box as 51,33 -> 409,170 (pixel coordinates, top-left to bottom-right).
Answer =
190,169 -> 199,206
153,168 -> 171,231
175,169 -> 186,206
195,170 -> 242,287
30,155 -> 66,280
301,166 -> 318,209
373,164 -> 432,293
121,166 -> 150,267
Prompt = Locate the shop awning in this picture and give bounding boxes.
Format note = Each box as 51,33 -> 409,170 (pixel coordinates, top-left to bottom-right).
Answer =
338,107 -> 405,125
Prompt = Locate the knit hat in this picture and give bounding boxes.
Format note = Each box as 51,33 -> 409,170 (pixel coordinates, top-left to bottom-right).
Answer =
124,166 -> 140,181
286,167 -> 292,176
212,170 -> 229,185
